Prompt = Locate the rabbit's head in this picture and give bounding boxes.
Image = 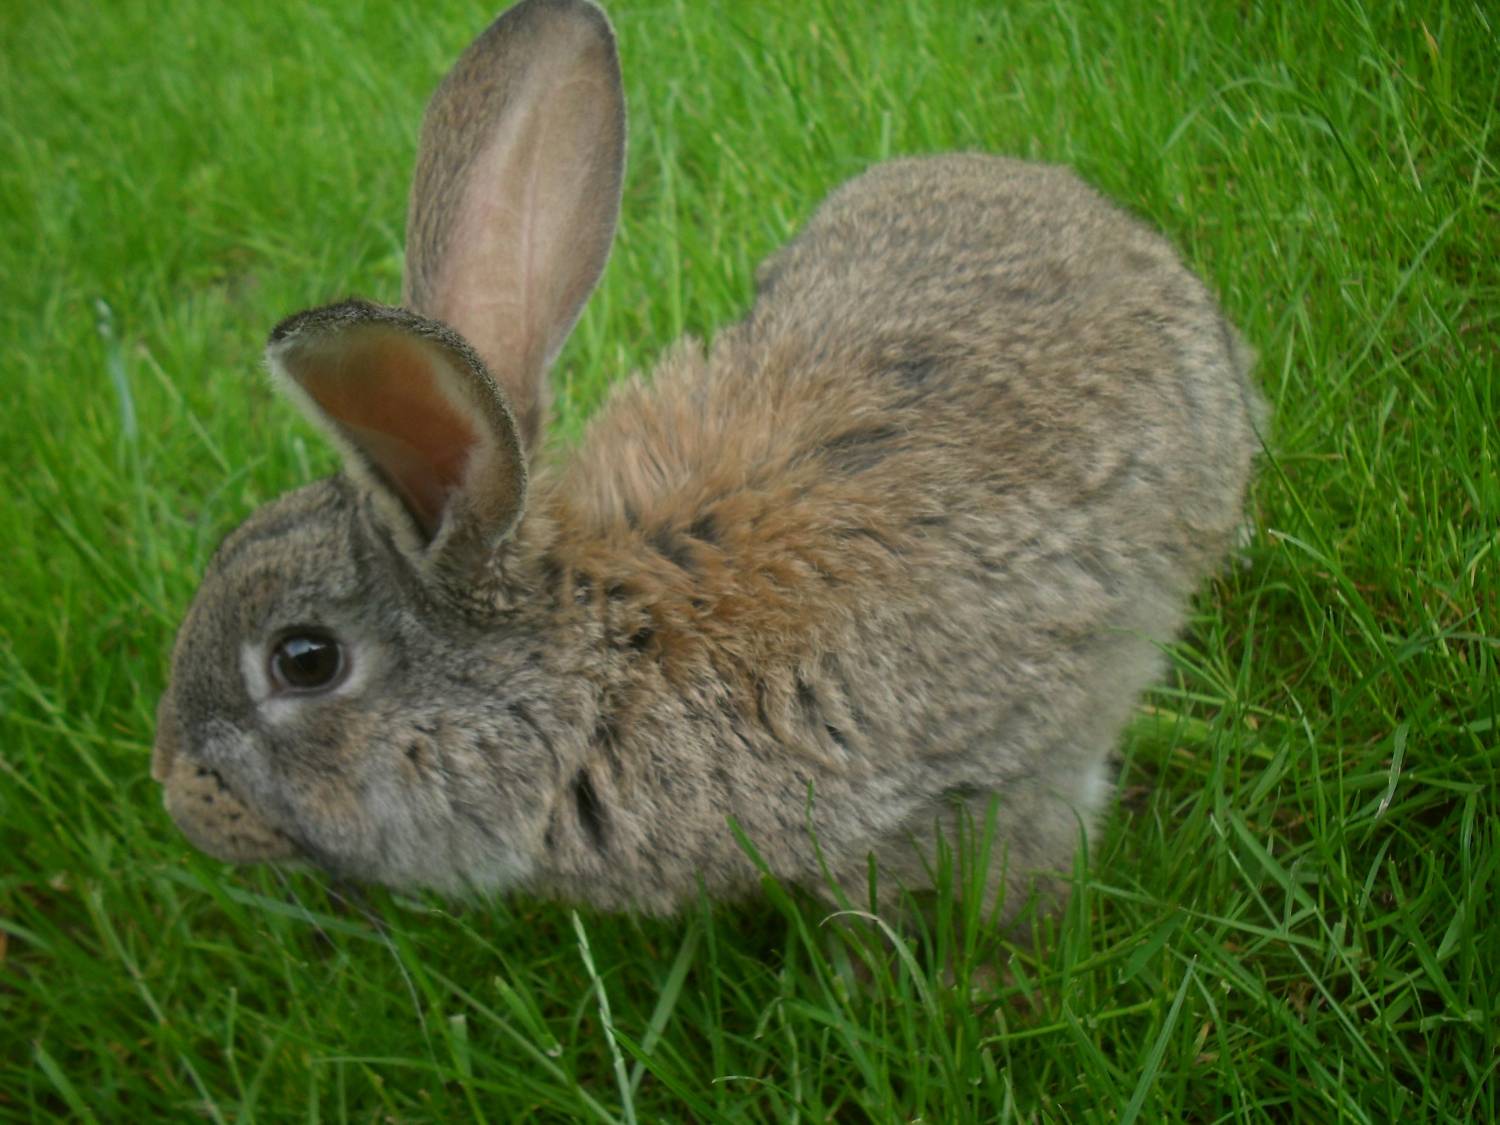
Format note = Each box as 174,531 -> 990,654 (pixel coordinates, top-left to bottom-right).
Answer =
153,0 -> 625,889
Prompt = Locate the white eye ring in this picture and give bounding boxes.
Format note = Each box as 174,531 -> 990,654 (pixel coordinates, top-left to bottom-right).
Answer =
240,630 -> 371,725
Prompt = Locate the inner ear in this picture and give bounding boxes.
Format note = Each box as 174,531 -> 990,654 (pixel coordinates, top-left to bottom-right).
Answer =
267,301 -> 528,566
293,328 -> 481,539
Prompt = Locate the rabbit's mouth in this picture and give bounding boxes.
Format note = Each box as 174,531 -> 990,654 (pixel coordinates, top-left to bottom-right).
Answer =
153,720 -> 299,864
162,757 -> 300,864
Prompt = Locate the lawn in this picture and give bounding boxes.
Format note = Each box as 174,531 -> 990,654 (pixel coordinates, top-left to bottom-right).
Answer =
2,0 -> 1496,1119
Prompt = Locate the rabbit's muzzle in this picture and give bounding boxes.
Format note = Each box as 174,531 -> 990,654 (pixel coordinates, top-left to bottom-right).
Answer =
153,717 -> 298,864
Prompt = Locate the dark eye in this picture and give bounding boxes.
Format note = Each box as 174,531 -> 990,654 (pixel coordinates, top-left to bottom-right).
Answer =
269,630 -> 346,693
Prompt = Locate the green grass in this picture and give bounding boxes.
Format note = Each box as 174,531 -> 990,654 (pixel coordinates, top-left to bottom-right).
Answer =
3,0 -> 1496,1118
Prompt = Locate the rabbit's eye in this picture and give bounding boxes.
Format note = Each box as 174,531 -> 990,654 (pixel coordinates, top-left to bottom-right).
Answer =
269,631 -> 346,693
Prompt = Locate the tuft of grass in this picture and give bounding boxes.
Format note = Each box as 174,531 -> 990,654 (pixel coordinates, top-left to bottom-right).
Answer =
3,0 -> 1496,1119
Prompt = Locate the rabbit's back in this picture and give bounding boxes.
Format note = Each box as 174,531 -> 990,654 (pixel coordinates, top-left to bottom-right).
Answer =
753,153 -> 1259,536
551,154 -> 1260,647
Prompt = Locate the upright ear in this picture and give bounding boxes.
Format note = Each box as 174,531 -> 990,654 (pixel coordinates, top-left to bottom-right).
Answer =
266,300 -> 527,586
403,0 -> 626,455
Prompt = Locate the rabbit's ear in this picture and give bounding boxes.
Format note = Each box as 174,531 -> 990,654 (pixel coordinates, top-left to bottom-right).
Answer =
403,0 -> 625,455
266,300 -> 527,584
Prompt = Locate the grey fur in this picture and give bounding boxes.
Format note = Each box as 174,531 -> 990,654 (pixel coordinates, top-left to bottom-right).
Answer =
154,0 -> 1263,923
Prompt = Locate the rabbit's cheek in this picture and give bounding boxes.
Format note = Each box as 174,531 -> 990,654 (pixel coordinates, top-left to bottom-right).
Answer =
158,752 -> 298,863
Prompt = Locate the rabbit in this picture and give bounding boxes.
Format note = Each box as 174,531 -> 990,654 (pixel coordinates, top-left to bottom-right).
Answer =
152,0 -> 1264,924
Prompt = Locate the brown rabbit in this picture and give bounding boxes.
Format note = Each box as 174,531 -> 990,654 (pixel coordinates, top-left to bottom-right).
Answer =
153,0 -> 1263,922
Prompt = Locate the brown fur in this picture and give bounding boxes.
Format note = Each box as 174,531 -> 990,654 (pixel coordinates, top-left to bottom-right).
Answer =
154,0 -> 1263,924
